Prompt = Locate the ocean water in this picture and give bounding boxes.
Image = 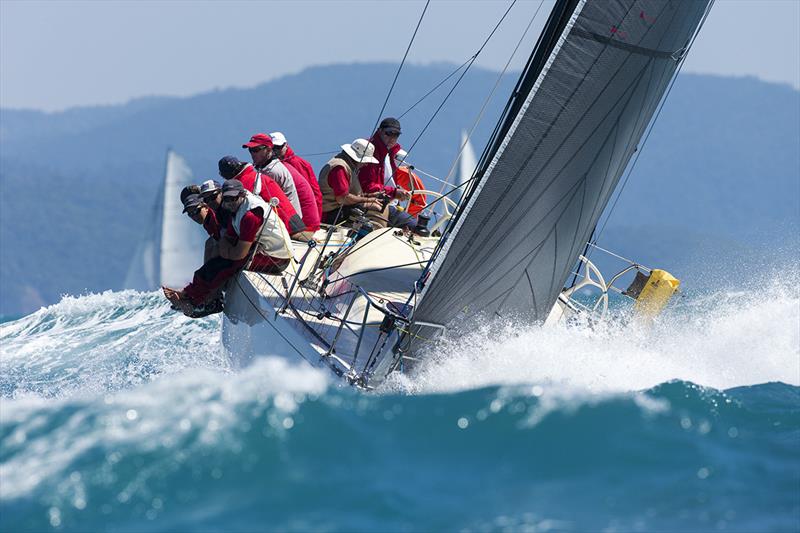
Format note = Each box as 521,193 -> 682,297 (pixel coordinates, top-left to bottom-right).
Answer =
1,278 -> 798,532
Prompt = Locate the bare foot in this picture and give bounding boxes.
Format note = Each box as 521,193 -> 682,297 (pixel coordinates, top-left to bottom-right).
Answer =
162,286 -> 183,305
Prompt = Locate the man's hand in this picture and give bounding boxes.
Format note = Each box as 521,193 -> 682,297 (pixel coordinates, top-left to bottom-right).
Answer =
361,198 -> 383,211
395,189 -> 412,201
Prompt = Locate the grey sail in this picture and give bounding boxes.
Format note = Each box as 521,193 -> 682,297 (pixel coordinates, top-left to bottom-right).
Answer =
412,0 -> 711,330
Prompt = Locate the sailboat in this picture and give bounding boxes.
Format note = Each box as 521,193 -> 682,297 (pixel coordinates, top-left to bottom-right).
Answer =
123,150 -> 205,291
221,0 -> 711,385
456,130 -> 478,194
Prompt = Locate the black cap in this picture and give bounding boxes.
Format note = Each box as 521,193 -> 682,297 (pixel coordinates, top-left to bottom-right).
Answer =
379,117 -> 401,132
180,184 -> 201,205
221,179 -> 245,197
182,194 -> 203,213
218,156 -> 244,179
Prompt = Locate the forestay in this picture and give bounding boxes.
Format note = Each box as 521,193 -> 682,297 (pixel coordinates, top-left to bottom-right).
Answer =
413,0 -> 711,329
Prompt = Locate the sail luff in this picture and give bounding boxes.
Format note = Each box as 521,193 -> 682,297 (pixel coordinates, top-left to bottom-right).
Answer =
412,0 -> 712,332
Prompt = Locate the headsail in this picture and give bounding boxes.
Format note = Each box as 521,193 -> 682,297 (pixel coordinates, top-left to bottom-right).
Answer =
123,150 -> 204,291
413,0 -> 711,330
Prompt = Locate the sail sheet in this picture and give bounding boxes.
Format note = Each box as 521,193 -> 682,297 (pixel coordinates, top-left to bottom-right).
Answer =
413,0 -> 711,329
123,150 -> 204,290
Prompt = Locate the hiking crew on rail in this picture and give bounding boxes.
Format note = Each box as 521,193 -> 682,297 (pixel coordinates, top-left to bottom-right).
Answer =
163,118 -> 429,316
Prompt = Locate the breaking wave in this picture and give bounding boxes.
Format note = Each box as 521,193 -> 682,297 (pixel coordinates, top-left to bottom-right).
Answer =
1,274 -> 798,531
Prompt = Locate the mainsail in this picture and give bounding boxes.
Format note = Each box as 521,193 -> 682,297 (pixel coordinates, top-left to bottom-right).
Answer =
413,0 -> 711,329
123,150 -> 204,290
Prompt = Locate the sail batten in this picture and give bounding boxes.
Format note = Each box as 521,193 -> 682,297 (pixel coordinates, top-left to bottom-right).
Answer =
412,0 -> 711,330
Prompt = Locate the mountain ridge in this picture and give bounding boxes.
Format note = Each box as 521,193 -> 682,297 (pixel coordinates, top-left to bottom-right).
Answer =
1,63 -> 797,315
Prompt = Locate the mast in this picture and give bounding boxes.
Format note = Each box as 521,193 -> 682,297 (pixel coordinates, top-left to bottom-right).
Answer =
410,0 -> 712,335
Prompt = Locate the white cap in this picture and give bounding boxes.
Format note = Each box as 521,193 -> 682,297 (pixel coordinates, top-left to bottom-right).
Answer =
394,149 -> 409,166
270,131 -> 287,146
341,138 -> 379,164
199,179 -> 221,195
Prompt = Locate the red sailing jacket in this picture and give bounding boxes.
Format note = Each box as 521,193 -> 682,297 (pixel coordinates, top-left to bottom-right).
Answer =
283,158 -> 320,232
357,132 -> 402,197
284,146 -> 322,218
234,164 -> 307,235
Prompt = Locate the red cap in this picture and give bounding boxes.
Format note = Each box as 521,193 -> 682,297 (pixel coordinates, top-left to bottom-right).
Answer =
242,133 -> 273,149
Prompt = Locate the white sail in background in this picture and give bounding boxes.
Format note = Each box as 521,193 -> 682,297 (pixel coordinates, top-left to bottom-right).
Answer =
456,130 -> 477,190
123,150 -> 203,291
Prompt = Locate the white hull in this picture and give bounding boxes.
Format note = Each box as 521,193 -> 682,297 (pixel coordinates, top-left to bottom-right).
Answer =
221,227 -> 437,387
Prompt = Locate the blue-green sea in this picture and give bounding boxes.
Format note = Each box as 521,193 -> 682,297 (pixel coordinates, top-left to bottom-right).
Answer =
1,280 -> 798,532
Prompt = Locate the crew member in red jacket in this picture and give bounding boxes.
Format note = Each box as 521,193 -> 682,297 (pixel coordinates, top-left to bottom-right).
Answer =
271,132 -> 323,219
218,156 -> 312,240
358,117 -> 411,203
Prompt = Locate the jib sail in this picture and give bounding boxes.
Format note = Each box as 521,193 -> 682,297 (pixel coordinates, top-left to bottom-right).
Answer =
412,0 -> 712,331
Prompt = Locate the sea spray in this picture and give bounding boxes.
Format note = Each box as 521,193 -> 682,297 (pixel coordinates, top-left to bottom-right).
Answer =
394,271 -> 800,394
1,280 -> 798,531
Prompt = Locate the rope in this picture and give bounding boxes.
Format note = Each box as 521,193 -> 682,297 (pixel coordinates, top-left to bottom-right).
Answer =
399,0 -> 518,164
590,0 -> 716,248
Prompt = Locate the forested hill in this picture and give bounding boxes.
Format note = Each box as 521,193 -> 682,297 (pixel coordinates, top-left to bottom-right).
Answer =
1,64 -> 798,315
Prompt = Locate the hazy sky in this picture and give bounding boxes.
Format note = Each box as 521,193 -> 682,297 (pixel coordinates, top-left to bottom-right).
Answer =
1,0 -> 798,112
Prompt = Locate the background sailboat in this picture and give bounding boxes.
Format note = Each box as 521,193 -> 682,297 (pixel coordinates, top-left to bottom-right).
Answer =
122,150 -> 204,291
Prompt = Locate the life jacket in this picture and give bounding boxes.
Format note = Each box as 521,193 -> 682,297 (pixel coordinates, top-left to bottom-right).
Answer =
394,166 -> 427,217
319,155 -> 362,214
231,191 -> 293,260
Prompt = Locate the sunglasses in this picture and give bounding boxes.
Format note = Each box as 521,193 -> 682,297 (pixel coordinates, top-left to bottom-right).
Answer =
186,206 -> 203,217
221,195 -> 239,203
383,129 -> 401,137
248,146 -> 268,153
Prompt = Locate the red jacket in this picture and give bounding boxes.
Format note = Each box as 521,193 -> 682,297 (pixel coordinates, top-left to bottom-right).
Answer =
234,164 -> 307,235
357,132 -> 402,197
283,158 -> 321,231
284,146 -> 322,218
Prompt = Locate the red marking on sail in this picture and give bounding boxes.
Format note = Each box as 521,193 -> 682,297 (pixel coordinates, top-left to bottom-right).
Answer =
640,10 -> 656,24
610,26 -> 628,39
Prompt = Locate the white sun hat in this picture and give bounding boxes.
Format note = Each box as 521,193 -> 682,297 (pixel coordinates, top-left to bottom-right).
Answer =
394,149 -> 409,166
269,132 -> 287,146
341,138 -> 379,164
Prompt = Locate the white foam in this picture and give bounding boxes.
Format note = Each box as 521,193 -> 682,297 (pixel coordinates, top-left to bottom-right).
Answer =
400,273 -> 800,394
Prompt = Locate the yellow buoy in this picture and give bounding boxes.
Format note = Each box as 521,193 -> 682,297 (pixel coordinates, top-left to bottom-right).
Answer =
632,269 -> 680,319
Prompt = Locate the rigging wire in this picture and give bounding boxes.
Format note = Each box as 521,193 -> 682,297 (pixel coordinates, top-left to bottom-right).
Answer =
397,58 -> 473,119
369,0 -> 430,136
400,0 -> 518,163
589,0 -> 716,250
436,0 -> 546,195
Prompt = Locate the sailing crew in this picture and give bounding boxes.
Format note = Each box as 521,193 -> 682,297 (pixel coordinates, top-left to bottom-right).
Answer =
182,191 -> 222,261
162,179 -> 293,316
359,117 -> 412,203
270,131 -> 323,219
218,156 -> 311,240
319,138 -> 384,225
242,133 -> 301,213
265,133 -> 320,232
